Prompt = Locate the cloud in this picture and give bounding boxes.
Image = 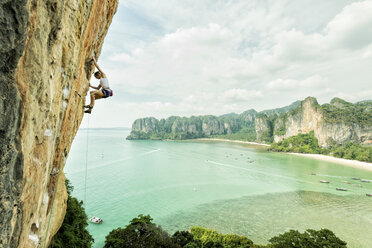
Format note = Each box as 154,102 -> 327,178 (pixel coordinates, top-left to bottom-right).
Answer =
266,75 -> 329,91
325,0 -> 372,50
223,89 -> 264,102
87,0 -> 372,127
109,52 -> 136,63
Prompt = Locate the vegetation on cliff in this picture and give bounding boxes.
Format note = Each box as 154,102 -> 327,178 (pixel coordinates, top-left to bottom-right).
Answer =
127,97 -> 372,163
321,98 -> 372,126
269,132 -> 372,162
104,214 -> 346,248
49,180 -> 93,248
126,112 -> 257,141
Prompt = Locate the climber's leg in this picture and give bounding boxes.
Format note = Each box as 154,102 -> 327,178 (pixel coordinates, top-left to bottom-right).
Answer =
90,90 -> 104,107
85,90 -> 104,114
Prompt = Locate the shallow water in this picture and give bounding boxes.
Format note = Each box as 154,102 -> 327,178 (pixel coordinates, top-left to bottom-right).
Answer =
64,129 -> 372,247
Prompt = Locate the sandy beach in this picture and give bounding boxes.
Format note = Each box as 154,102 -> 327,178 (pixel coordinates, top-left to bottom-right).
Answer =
195,138 -> 270,147
195,138 -> 372,172
288,153 -> 372,172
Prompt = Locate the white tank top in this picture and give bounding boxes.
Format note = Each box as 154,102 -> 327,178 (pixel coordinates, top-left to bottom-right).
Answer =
100,77 -> 110,89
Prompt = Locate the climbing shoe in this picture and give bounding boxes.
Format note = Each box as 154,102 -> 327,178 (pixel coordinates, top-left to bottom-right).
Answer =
84,109 -> 92,114
84,105 -> 93,109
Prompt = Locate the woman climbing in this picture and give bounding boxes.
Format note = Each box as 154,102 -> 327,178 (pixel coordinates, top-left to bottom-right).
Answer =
84,57 -> 113,114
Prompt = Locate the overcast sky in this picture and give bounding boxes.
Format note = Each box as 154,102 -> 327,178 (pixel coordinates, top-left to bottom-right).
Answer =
83,0 -> 372,128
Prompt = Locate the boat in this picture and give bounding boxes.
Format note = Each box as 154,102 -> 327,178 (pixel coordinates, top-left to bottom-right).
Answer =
367,194 -> 372,197
320,180 -> 330,184
351,177 -> 360,180
89,216 -> 103,224
336,188 -> 347,191
360,179 -> 371,183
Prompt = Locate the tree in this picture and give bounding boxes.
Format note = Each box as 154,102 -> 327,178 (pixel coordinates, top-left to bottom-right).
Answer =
104,214 -> 180,248
190,227 -> 254,248
172,231 -> 196,247
269,229 -> 347,248
49,179 -> 94,248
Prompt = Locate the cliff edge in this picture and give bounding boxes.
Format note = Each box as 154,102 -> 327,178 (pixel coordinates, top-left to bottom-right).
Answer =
0,0 -> 118,247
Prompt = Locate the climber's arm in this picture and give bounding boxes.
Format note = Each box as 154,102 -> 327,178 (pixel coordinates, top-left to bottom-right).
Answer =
92,57 -> 106,78
89,83 -> 101,90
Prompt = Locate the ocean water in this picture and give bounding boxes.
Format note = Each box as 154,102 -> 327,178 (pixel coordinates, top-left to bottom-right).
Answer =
64,129 -> 372,248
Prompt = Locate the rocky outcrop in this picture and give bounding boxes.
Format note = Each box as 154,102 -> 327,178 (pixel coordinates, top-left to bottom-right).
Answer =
0,0 -> 118,247
128,97 -> 372,148
127,115 -> 240,140
272,97 -> 322,143
255,114 -> 273,143
132,117 -> 160,133
271,97 -> 372,147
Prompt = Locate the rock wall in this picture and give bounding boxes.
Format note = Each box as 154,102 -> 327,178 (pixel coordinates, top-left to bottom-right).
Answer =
127,115 -> 236,140
0,0 -> 118,247
254,114 -> 273,143
129,97 -> 371,147
272,97 -> 372,147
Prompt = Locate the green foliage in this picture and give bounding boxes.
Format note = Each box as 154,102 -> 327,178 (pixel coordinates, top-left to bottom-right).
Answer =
269,132 -> 372,162
269,131 -> 322,154
268,229 -> 347,248
273,125 -> 286,136
212,127 -> 257,141
172,231 -> 197,247
104,214 -> 179,248
330,142 -> 372,162
103,214 -> 347,248
190,227 -> 254,248
49,179 -> 94,248
321,98 -> 372,127
259,130 -> 274,144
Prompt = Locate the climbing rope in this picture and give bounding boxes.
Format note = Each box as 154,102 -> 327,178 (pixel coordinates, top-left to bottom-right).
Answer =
84,115 -> 90,206
83,114 -> 90,248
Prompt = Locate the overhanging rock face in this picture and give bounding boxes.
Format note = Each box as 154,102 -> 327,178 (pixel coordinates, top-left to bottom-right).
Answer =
0,0 -> 118,247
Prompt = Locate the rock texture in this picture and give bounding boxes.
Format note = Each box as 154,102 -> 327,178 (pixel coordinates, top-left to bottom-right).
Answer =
272,97 -> 372,147
127,97 -> 372,148
127,115 -> 251,140
0,0 -> 118,247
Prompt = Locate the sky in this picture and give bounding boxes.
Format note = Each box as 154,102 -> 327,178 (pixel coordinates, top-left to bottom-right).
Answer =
83,0 -> 372,128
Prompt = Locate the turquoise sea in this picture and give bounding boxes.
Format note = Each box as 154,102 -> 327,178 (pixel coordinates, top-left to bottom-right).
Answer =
64,129 -> 372,248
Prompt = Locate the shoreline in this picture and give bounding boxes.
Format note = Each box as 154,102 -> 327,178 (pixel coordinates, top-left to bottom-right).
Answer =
194,138 -> 270,147
288,152 -> 372,172
193,138 -> 372,172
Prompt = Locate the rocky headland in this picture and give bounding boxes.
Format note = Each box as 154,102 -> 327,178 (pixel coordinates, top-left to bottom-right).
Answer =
127,97 -> 372,148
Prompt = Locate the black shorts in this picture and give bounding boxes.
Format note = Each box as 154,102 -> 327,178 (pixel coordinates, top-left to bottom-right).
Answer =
102,89 -> 111,98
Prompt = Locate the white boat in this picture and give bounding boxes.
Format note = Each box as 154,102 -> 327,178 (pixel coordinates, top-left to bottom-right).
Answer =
319,180 -> 329,184
336,188 -> 347,191
89,216 -> 103,224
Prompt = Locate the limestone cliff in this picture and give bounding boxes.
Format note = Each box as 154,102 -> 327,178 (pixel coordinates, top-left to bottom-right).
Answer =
127,114 -> 253,140
0,0 -> 118,247
271,97 -> 372,147
128,97 -> 372,148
